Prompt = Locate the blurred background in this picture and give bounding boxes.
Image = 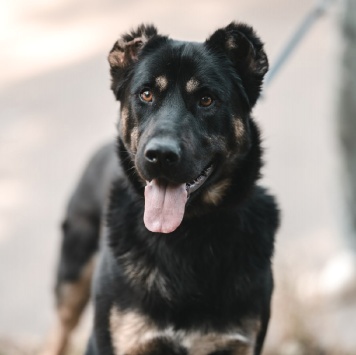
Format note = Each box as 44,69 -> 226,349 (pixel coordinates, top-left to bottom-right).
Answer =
1,0 -> 356,354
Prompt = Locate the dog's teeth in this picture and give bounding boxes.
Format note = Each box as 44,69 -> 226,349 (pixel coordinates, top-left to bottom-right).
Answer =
185,164 -> 213,195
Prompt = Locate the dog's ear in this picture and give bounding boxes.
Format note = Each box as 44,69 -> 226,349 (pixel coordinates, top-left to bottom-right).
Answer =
206,22 -> 268,108
108,24 -> 158,98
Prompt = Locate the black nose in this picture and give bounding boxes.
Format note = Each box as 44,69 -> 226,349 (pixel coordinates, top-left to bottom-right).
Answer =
144,138 -> 180,166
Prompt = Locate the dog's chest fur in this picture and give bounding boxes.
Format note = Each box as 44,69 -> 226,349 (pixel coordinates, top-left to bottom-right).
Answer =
109,305 -> 259,355
103,182 -> 277,354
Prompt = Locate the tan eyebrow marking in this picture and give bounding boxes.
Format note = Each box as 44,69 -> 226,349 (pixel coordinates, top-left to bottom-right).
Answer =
186,78 -> 200,93
155,76 -> 168,91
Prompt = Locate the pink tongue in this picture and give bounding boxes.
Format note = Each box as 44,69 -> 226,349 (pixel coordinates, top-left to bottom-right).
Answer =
144,179 -> 188,234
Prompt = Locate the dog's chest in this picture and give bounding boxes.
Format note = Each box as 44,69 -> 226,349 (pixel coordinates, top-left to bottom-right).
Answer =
109,305 -> 259,355
115,225 -> 244,307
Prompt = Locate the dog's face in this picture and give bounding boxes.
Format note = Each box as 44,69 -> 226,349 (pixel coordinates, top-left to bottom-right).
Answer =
109,23 -> 268,234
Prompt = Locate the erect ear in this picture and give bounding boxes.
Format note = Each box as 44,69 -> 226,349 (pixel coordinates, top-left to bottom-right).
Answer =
206,22 -> 268,108
108,24 -> 158,99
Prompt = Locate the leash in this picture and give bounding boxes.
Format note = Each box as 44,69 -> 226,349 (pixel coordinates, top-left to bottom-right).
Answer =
263,0 -> 336,90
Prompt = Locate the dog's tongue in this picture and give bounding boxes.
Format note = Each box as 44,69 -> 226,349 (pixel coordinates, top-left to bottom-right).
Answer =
144,179 -> 187,234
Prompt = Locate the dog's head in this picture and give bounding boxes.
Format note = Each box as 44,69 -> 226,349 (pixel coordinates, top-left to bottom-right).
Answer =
108,23 -> 268,234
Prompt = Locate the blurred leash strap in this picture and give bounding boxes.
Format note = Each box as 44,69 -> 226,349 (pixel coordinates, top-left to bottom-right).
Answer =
264,0 -> 336,89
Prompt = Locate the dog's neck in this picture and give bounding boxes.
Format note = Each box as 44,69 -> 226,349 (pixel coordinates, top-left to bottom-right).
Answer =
222,118 -> 263,208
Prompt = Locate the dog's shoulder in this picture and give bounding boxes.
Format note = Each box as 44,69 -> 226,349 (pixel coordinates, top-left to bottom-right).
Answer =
245,186 -> 280,234
234,186 -> 280,258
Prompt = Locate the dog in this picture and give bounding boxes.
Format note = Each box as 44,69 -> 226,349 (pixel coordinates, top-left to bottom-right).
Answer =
49,22 -> 280,355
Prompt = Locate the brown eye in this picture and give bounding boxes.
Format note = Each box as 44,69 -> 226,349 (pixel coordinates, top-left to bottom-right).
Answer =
199,96 -> 213,107
140,89 -> 153,103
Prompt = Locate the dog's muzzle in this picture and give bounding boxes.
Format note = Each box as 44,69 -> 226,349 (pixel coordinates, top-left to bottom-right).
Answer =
139,137 -> 214,234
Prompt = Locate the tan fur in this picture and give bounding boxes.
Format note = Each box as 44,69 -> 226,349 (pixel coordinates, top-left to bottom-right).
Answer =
226,37 -> 237,49
109,307 -> 260,355
108,48 -> 124,67
41,257 -> 95,355
129,339 -> 174,355
203,179 -> 231,206
184,332 -> 251,355
187,318 -> 261,355
233,118 -> 245,141
109,36 -> 149,68
120,252 -> 148,281
110,306 -> 158,355
112,326 -> 254,355
130,127 -> 139,153
119,252 -> 172,300
120,106 -> 129,141
155,75 -> 168,91
186,78 -> 200,93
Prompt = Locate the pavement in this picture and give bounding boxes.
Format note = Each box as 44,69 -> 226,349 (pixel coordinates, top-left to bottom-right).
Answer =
1,0 -> 354,353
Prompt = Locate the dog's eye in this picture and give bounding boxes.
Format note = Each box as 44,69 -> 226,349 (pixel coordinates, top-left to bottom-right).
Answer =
199,96 -> 213,107
140,89 -> 153,103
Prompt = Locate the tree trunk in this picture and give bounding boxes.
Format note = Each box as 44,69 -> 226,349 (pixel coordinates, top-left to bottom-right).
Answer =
340,0 -> 356,251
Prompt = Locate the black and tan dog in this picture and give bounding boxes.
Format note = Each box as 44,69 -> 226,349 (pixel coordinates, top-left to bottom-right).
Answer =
48,23 -> 279,355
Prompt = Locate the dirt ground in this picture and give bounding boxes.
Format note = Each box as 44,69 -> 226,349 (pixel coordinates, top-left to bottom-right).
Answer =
1,0 -> 355,354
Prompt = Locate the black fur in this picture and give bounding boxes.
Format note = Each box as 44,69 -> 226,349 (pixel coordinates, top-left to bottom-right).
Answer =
55,22 -> 279,355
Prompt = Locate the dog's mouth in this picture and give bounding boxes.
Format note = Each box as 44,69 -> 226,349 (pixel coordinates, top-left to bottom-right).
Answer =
185,164 -> 213,195
144,164 -> 214,234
